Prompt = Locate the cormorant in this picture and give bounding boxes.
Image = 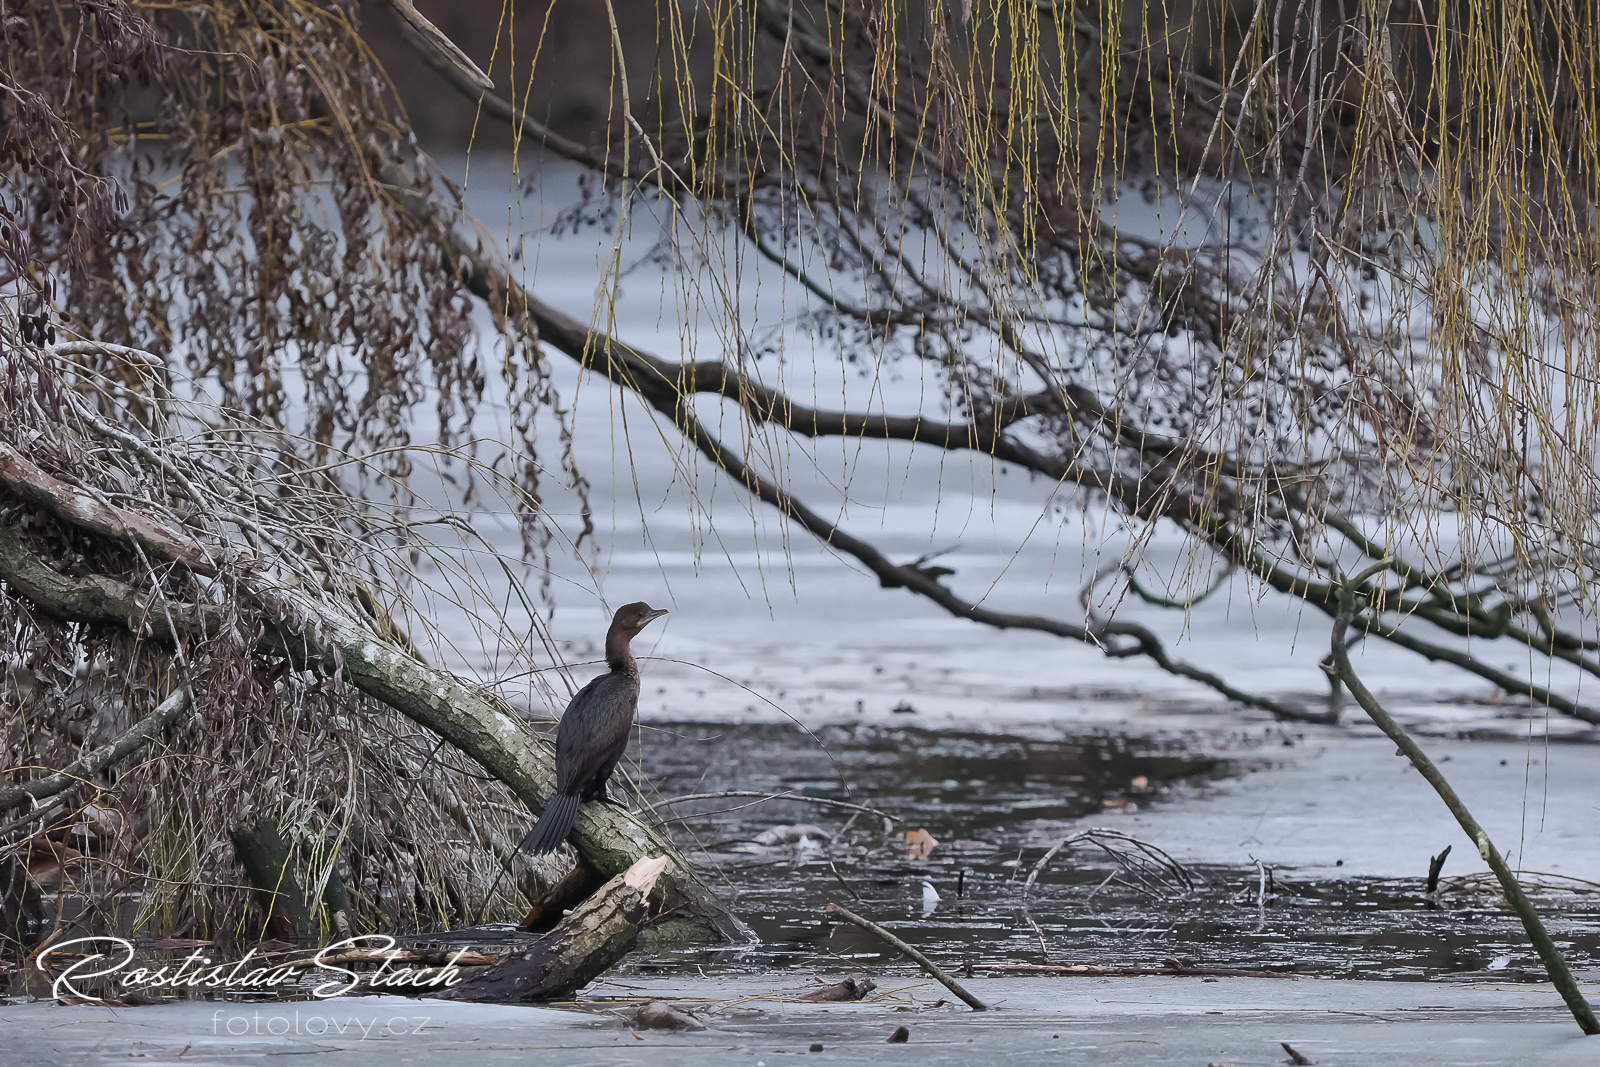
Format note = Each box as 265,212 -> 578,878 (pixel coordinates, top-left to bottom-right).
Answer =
519,601 -> 667,854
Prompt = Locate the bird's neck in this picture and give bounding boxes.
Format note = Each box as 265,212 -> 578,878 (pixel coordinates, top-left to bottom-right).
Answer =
604,630 -> 638,675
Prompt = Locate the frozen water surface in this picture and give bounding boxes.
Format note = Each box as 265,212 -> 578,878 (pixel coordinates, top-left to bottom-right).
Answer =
3,981 -> 1597,1065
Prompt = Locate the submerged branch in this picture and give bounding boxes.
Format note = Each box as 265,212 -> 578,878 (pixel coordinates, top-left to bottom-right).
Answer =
824,902 -> 989,1011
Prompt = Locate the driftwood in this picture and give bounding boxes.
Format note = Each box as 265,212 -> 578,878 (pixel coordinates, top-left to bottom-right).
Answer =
0,446 -> 749,944
797,977 -> 876,1002
635,1000 -> 707,1031
437,856 -> 670,1003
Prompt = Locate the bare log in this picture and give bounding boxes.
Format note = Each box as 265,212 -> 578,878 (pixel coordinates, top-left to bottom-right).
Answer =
437,856 -> 669,1002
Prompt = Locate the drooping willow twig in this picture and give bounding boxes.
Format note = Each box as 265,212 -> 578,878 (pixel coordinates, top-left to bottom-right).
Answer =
389,151 -> 1600,725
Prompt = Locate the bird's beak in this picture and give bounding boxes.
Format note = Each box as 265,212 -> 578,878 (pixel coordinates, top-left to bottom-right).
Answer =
643,608 -> 669,625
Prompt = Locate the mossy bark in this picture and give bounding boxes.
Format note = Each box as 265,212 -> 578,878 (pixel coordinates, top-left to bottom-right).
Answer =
229,817 -> 315,944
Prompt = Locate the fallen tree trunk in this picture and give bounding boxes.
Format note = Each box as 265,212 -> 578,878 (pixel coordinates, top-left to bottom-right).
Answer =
0,450 -> 749,944
436,856 -> 669,1002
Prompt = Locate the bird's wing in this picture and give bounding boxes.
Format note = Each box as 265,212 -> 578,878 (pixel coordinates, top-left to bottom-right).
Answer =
553,672 -> 638,792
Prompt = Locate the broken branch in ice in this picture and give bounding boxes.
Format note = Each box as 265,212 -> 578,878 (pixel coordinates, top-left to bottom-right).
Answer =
1329,563 -> 1600,1036
824,901 -> 988,1011
1021,828 -> 1195,902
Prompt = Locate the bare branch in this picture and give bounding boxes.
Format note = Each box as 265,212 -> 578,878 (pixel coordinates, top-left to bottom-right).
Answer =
384,0 -> 492,91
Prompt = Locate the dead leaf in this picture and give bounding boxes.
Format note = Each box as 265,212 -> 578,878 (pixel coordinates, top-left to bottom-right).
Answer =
887,1025 -> 910,1043
904,829 -> 937,860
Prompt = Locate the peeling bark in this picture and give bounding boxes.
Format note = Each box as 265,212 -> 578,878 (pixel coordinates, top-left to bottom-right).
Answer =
437,856 -> 669,1002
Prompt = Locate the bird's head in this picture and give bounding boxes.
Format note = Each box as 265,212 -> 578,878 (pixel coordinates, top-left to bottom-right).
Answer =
610,601 -> 668,638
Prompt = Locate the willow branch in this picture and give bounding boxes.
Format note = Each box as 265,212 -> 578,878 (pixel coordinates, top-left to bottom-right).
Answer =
1227,535 -> 1600,723
1330,569 -> 1600,1036
385,160 -> 1600,726
0,440 -> 223,576
0,688 -> 190,817
384,0 -> 492,91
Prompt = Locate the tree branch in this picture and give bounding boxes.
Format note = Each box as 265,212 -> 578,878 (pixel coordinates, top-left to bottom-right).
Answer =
0,481 -> 749,942
383,160 -> 1600,727
1330,569 -> 1600,1035
0,687 -> 191,817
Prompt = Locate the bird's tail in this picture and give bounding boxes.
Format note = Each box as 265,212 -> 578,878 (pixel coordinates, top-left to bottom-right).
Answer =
519,793 -> 581,855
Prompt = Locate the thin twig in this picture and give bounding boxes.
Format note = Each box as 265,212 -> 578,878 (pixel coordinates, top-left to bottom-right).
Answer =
1022,829 -> 1193,901
824,902 -> 988,1011
0,688 -> 190,817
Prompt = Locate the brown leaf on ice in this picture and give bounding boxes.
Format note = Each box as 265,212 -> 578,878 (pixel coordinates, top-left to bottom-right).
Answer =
904,829 -> 938,860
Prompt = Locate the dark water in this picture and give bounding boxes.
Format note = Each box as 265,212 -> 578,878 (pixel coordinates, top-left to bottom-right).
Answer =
615,721 -> 1600,982
15,721 -> 1598,1002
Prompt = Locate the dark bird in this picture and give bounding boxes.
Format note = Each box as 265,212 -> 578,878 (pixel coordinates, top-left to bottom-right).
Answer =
519,602 -> 668,854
